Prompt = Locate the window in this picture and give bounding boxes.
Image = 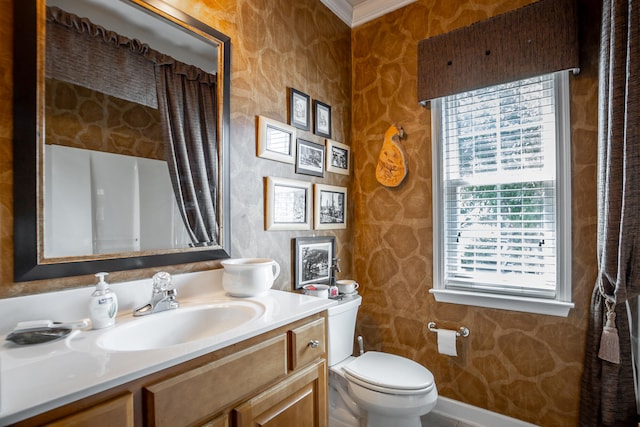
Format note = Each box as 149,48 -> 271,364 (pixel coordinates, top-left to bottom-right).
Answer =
431,72 -> 573,317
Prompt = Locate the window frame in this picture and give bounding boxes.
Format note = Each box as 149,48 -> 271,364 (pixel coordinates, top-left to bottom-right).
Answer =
430,71 -> 573,317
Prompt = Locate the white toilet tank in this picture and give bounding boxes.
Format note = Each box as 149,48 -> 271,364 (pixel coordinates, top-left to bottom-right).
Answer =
327,295 -> 362,366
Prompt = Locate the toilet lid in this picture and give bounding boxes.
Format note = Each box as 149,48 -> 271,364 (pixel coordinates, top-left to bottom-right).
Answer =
342,351 -> 434,394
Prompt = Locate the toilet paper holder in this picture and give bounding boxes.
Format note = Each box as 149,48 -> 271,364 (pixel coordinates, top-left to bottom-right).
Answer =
427,322 -> 470,338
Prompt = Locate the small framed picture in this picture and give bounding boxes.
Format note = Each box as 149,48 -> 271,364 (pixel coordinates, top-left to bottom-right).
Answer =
265,177 -> 312,231
293,236 -> 336,289
325,139 -> 350,175
289,88 -> 310,131
257,116 -> 296,164
313,100 -> 331,138
314,184 -> 347,230
296,138 -> 325,177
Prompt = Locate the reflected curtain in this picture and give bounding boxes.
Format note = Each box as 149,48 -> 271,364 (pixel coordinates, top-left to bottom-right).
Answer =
580,0 -> 640,425
155,62 -> 219,246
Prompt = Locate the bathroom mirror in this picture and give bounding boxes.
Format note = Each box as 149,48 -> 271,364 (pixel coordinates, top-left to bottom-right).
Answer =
13,0 -> 231,281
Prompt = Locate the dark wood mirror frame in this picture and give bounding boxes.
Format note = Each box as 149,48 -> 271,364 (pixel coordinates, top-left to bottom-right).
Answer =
13,0 -> 231,282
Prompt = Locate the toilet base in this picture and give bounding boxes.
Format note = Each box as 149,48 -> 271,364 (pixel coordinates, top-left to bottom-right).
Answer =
347,378 -> 437,427
329,364 -> 362,427
366,413 -> 421,427
328,408 -> 361,427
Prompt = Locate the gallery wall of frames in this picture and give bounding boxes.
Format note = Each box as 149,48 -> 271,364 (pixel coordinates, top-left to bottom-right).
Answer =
257,87 -> 350,233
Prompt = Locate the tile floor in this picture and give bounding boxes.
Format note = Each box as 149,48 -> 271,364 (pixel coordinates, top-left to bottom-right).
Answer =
421,411 -> 480,427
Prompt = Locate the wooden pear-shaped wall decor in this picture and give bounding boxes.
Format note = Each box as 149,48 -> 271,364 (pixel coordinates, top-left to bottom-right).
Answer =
375,124 -> 407,187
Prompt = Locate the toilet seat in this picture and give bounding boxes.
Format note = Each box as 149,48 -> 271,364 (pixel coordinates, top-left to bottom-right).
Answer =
342,351 -> 435,395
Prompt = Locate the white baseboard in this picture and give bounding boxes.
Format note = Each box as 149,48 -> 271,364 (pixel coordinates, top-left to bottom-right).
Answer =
431,396 -> 540,427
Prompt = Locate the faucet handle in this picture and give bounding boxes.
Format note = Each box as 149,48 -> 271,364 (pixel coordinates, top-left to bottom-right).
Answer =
152,271 -> 172,292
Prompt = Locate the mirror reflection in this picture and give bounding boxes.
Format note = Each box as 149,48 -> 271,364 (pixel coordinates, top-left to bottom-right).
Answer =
13,0 -> 231,281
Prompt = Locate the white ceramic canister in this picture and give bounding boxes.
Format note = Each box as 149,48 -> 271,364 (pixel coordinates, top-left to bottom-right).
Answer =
221,258 -> 281,297
302,284 -> 330,299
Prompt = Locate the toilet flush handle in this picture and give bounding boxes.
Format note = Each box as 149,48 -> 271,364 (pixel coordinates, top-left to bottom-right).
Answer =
308,339 -> 320,348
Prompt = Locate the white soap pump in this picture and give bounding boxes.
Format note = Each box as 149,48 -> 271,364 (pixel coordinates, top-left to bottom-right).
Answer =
89,272 -> 118,329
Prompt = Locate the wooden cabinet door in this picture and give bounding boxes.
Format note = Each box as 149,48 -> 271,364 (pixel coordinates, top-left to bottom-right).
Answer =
45,393 -> 134,427
232,360 -> 327,427
200,413 -> 229,427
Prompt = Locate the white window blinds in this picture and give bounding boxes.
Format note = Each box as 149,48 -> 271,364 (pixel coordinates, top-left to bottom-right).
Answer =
440,73 -> 560,298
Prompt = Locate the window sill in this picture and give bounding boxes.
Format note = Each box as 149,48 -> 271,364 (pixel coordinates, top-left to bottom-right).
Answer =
429,288 -> 574,317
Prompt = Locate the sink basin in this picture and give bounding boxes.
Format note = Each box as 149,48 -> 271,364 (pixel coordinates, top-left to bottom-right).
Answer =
97,301 -> 265,352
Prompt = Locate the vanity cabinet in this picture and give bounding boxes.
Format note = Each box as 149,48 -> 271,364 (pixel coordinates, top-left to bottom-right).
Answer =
11,313 -> 327,427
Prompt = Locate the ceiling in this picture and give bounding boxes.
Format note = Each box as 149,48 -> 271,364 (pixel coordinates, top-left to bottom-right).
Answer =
320,0 -> 417,27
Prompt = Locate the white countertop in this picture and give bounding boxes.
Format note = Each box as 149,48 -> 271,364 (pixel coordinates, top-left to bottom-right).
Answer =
0,270 -> 336,424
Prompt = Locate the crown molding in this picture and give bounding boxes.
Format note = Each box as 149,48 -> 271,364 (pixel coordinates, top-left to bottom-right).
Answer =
320,0 -> 353,26
320,0 -> 417,28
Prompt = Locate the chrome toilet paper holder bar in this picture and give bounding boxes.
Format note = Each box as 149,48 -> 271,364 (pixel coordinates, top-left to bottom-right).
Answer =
427,322 -> 470,338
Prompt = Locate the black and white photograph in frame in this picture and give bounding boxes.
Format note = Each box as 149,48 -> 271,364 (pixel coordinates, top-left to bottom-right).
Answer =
296,138 -> 325,177
256,115 -> 296,164
289,88 -> 310,131
313,100 -> 331,138
325,139 -> 350,175
264,177 -> 311,231
314,184 -> 347,230
293,236 -> 336,289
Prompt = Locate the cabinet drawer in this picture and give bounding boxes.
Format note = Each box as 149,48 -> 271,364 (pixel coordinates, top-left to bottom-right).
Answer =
144,335 -> 287,427
288,318 -> 326,371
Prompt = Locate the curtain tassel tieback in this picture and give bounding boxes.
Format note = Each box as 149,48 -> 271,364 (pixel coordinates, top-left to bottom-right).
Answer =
598,304 -> 620,364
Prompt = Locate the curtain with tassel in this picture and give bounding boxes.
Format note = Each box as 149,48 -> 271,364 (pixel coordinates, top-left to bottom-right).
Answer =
579,0 -> 640,425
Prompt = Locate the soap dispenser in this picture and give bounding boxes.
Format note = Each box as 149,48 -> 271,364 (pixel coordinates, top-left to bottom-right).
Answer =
89,272 -> 118,329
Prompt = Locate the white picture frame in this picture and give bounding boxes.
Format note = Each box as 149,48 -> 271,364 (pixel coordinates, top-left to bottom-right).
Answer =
257,115 -> 296,164
325,139 -> 350,175
314,183 -> 347,230
265,177 -> 312,230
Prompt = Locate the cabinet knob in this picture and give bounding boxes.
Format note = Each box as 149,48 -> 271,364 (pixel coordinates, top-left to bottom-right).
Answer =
308,339 -> 320,349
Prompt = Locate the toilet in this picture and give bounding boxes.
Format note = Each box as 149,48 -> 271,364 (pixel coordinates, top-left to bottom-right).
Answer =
327,295 -> 437,427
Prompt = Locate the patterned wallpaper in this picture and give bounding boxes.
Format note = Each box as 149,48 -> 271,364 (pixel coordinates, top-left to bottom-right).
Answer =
0,0 -> 602,425
351,0 -> 600,426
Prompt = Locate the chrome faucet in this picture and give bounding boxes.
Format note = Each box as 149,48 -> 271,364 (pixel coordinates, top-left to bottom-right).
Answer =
329,257 -> 341,287
134,272 -> 179,316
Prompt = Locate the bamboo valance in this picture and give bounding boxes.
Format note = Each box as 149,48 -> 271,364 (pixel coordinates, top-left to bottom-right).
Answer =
417,0 -> 579,104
